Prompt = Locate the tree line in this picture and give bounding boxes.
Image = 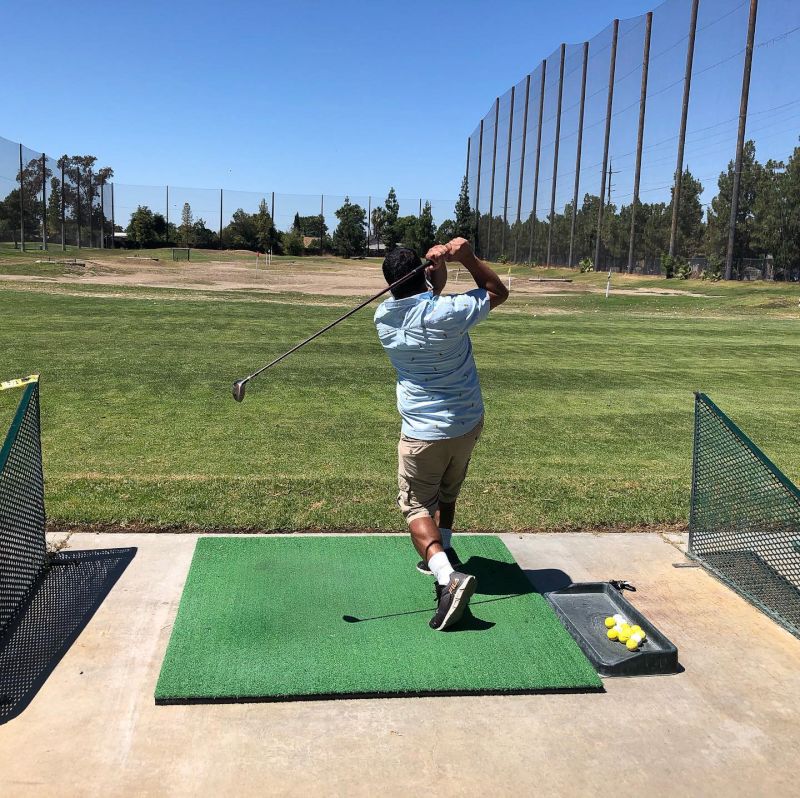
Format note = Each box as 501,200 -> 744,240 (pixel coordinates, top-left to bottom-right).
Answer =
3,138 -> 798,278
476,139 -> 800,280
0,155 -> 113,247
121,179 -> 475,258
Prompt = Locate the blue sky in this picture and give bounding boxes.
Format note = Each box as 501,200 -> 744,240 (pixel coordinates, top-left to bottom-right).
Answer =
2,0 -> 798,223
2,0 -> 656,201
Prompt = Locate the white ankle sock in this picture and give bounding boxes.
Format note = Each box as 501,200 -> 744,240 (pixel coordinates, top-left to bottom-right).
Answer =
439,528 -> 453,548
428,551 -> 455,586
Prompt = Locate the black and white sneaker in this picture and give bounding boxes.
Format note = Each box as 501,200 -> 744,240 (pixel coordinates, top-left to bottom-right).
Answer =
416,546 -> 462,575
430,572 -> 477,631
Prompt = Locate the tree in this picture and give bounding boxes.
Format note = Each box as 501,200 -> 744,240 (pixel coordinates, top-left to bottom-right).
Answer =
706,140 -> 761,269
751,158 -> 797,279
179,202 -> 194,246
282,229 -> 304,255
413,201 -> 436,254
435,219 -> 456,244
454,175 -> 473,240
671,168 -> 704,256
192,218 -> 218,248
126,205 -> 158,247
370,207 -> 385,251
152,212 -> 168,241
254,199 -> 281,253
332,197 -> 366,258
393,215 -> 419,250
380,187 -> 401,251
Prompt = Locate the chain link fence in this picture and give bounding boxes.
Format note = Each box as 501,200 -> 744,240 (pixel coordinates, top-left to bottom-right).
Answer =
466,0 -> 800,280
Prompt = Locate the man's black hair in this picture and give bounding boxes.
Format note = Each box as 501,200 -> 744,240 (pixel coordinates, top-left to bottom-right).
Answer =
382,247 -> 426,299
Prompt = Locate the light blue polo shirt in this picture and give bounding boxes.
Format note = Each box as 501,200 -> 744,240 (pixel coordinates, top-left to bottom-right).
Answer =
374,288 -> 491,440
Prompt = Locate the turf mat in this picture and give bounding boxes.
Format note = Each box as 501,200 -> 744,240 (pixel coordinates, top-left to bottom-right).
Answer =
155,536 -> 602,702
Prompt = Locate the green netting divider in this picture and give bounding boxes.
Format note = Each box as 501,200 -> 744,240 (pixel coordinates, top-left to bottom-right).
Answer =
689,393 -> 800,639
0,381 -> 46,635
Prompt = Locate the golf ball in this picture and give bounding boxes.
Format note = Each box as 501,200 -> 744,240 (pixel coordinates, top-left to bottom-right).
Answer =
626,638 -> 639,651
607,628 -> 619,640
605,617 -> 616,628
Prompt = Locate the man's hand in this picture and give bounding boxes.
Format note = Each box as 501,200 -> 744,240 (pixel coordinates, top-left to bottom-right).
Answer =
442,237 -> 473,264
434,238 -> 508,309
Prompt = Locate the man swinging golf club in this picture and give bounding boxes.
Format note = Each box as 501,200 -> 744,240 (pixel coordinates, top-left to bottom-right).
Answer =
374,237 -> 509,630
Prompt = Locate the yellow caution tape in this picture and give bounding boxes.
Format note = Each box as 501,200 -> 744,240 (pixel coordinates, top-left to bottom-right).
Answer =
0,374 -> 39,392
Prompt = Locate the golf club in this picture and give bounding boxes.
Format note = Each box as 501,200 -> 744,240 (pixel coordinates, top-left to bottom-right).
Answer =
232,259 -> 433,402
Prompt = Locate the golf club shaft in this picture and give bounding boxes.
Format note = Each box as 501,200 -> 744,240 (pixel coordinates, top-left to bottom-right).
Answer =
242,260 -> 431,384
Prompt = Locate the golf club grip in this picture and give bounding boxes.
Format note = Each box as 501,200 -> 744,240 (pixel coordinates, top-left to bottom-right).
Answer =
245,260 -> 432,382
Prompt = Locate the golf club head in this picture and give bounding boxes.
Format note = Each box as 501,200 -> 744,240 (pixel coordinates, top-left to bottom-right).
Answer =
232,379 -> 247,402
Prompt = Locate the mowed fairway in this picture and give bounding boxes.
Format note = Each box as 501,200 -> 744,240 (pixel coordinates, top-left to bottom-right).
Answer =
0,271 -> 798,531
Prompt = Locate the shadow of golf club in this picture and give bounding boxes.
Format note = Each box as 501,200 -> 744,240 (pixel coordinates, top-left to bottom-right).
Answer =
342,555 -> 545,629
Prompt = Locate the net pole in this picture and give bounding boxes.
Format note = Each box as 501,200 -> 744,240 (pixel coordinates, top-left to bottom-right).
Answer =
60,161 -> 66,251
724,0 -> 759,281
110,183 -> 115,249
19,143 -> 24,252
568,42 -> 589,268
528,60 -> 547,263
594,19 -> 619,272
76,171 -> 81,248
219,189 -> 223,249
486,97 -> 499,261
514,73 -> 531,263
41,153 -> 47,251
501,85 -> 515,257
474,119 -> 484,255
367,195 -> 371,254
88,170 -> 94,248
627,11 -> 653,274
166,185 -> 169,238
100,180 -> 105,249
669,0 -> 700,258
547,43 -> 566,266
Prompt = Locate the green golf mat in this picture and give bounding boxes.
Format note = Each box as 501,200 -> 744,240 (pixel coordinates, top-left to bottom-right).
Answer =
155,536 -> 602,703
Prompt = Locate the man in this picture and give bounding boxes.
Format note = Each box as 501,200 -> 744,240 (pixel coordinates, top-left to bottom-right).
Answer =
374,237 -> 509,630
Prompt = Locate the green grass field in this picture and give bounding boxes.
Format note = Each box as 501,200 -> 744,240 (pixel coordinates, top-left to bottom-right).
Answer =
0,257 -> 798,532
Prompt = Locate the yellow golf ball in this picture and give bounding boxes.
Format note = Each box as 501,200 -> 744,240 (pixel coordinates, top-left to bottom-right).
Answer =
618,631 -> 630,643
631,625 -> 642,634
626,638 -> 639,651
607,628 -> 619,640
605,617 -> 616,628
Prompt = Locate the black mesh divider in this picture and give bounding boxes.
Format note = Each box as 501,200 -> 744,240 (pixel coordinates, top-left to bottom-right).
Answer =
0,381 -> 46,635
689,394 -> 800,638
0,547 -> 136,723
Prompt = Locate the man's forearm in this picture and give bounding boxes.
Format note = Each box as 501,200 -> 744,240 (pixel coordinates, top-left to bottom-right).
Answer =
459,251 -> 509,307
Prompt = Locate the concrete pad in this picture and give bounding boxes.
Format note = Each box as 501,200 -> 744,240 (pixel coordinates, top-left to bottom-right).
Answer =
1,531 -> 799,797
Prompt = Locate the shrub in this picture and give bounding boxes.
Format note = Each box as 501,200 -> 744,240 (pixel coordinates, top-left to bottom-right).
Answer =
677,261 -> 692,280
579,257 -> 594,273
497,253 -> 509,264
700,256 -> 722,282
660,254 -> 677,279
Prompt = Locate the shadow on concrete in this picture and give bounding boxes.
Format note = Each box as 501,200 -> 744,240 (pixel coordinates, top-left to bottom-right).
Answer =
460,556 -> 538,597
523,568 -> 573,595
0,547 -> 136,724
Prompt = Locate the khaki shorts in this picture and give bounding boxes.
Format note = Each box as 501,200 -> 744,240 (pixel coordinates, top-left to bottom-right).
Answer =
397,418 -> 484,523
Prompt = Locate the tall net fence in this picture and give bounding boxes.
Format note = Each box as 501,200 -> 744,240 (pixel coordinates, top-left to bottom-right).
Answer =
0,134 -> 456,255
689,393 -> 800,638
0,381 -> 46,636
465,0 -> 800,279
